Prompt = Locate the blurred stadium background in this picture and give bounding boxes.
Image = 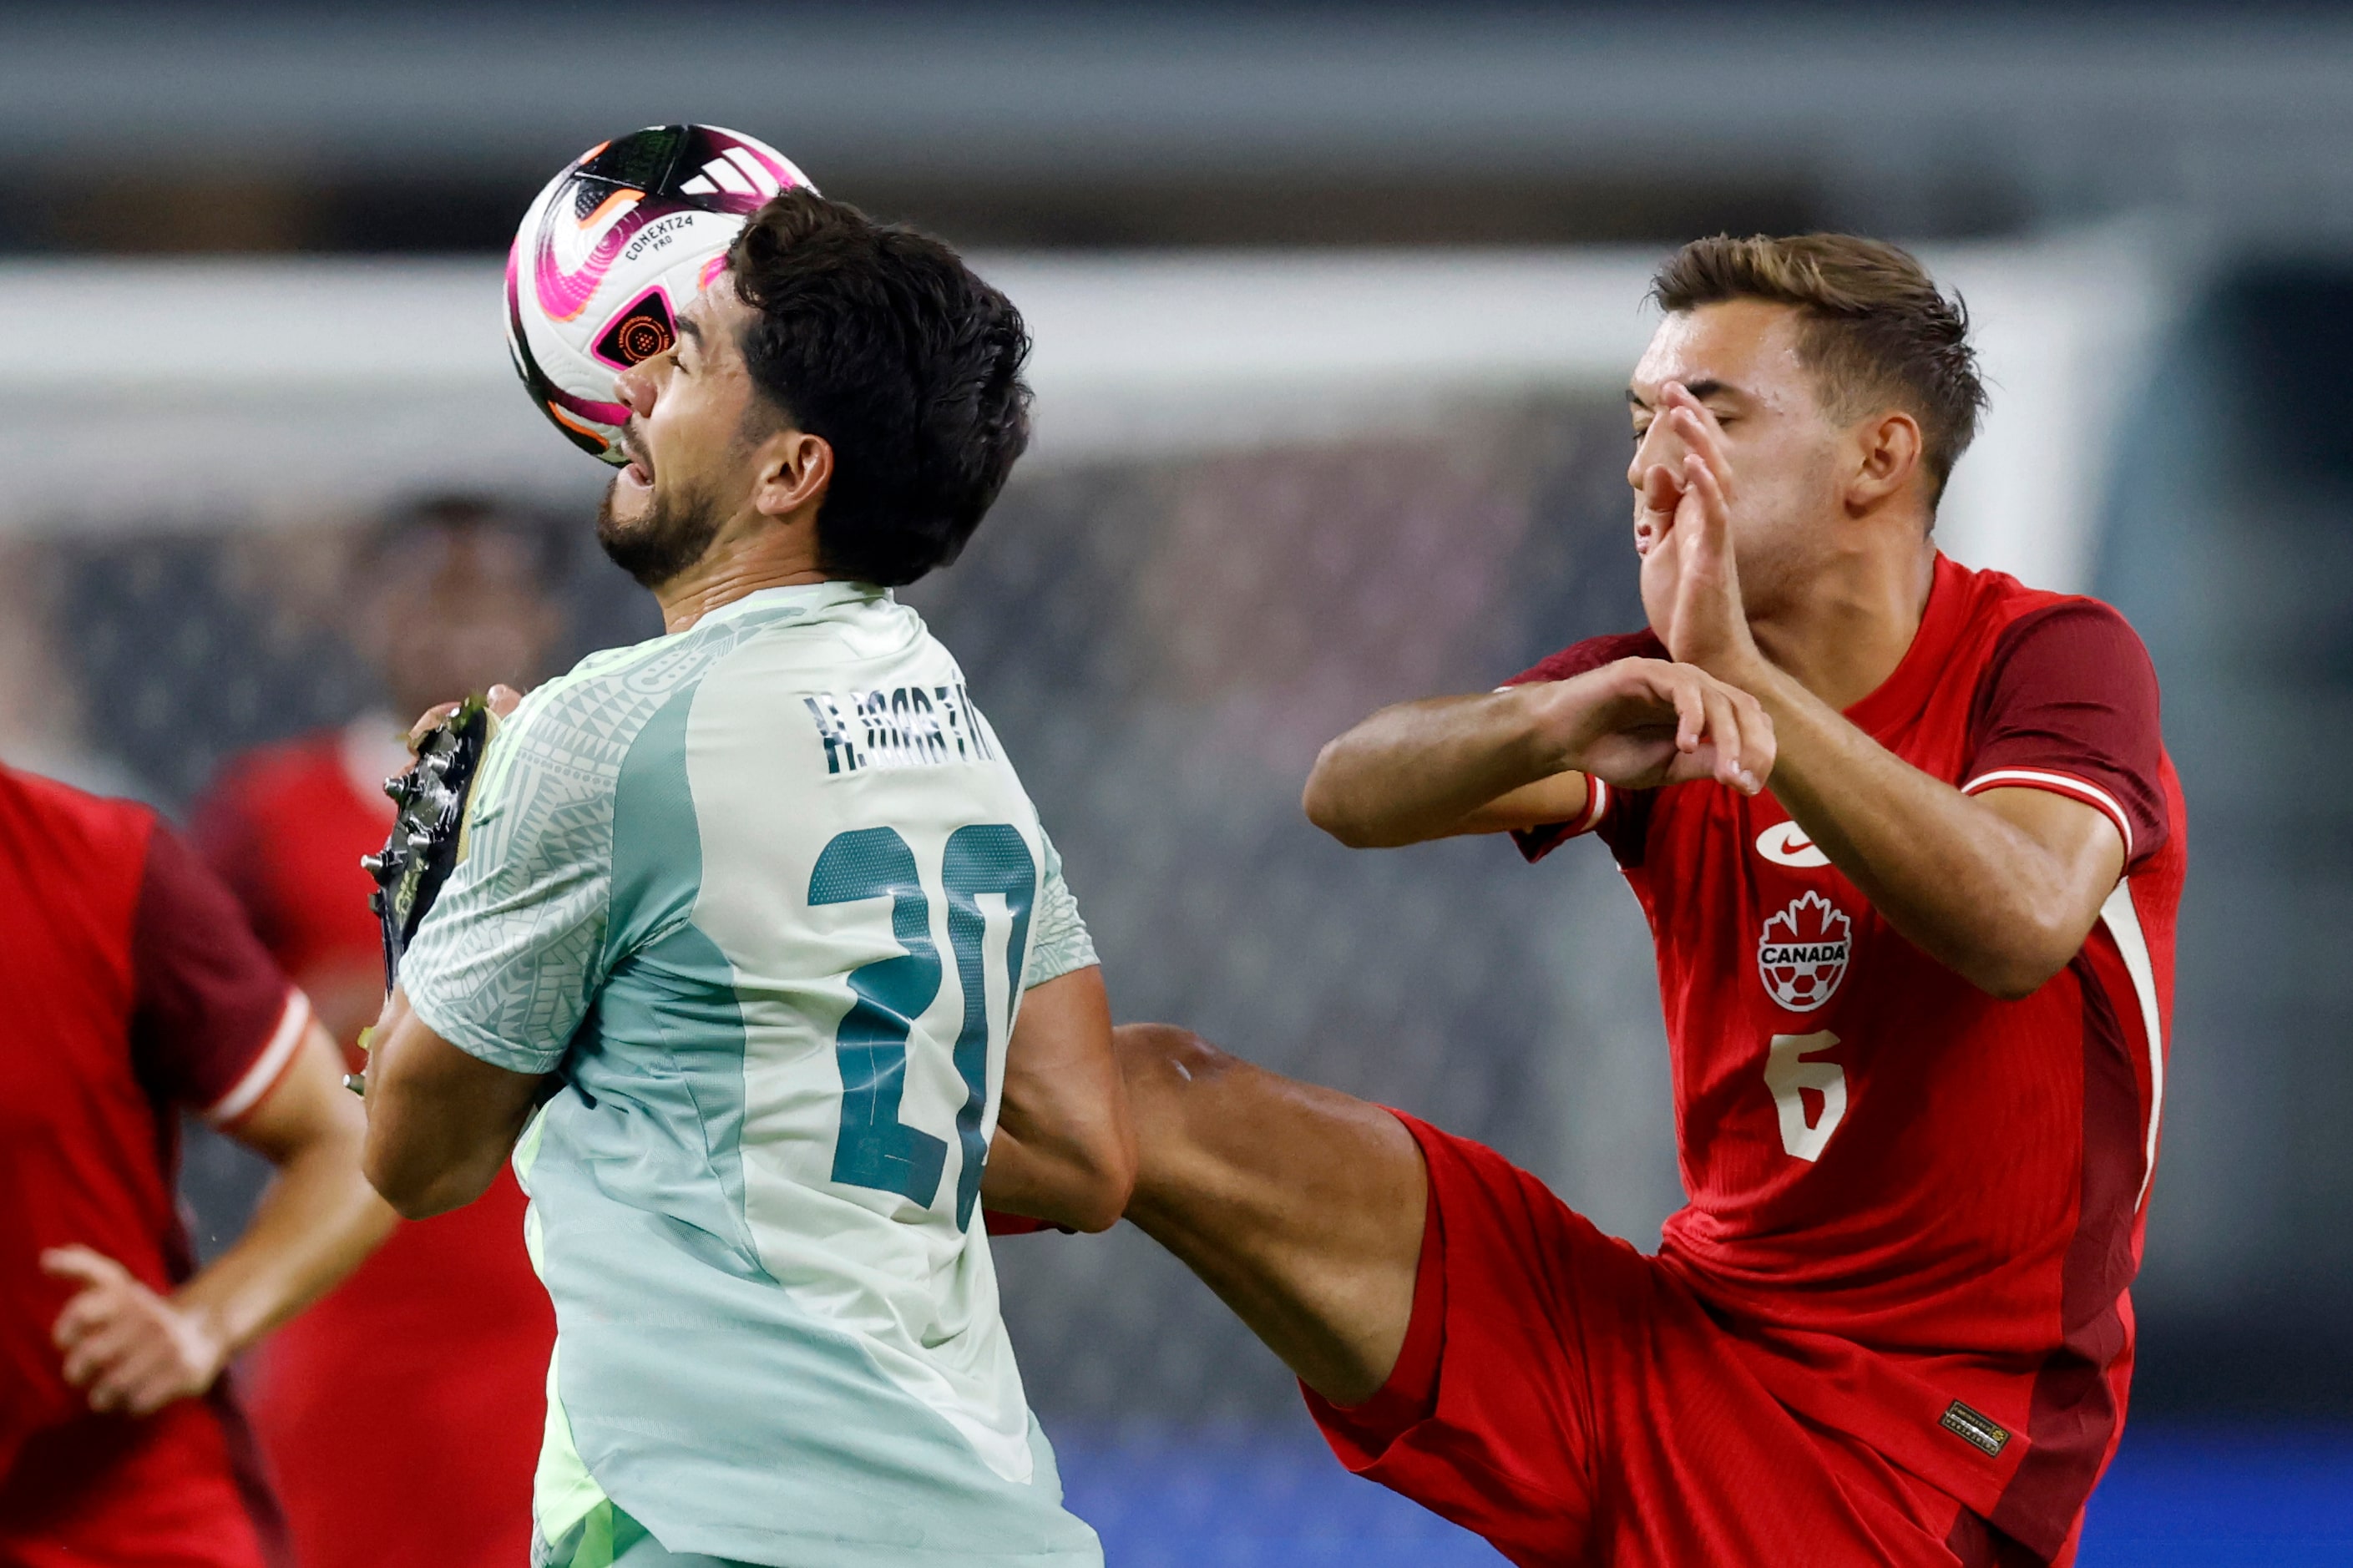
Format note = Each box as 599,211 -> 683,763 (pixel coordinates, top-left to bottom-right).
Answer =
4,2 -> 2350,1561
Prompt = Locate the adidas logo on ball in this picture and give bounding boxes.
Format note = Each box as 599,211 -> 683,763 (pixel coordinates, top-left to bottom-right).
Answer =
504,124 -> 815,463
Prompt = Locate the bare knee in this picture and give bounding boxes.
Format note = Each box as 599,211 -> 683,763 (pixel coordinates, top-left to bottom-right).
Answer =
1112,1023 -> 1237,1099
1105,1024 -> 1424,1404
1110,1024 -> 1247,1202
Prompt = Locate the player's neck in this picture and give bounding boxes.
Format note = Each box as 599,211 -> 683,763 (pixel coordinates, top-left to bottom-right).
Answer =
1749,531 -> 1937,712
654,519 -> 832,634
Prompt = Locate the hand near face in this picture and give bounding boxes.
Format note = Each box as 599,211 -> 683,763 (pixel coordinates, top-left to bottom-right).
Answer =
1635,383 -> 1769,685
43,1246 -> 229,1417
1532,656 -> 1773,796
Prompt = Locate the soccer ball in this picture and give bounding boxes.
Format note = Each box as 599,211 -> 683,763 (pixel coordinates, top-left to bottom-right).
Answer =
505,124 -> 815,463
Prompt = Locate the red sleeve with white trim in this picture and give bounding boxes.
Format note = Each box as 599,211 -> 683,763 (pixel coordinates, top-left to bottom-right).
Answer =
1500,630 -> 1665,865
1961,599 -> 2169,871
129,821 -> 311,1125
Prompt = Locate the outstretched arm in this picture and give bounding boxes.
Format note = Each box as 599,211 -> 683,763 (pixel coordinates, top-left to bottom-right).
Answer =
1303,658 -> 1774,849
983,966 -> 1134,1232
45,1022 -> 396,1415
1642,382 -> 2125,998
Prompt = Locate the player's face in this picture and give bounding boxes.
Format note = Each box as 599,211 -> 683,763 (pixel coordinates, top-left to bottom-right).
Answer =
1625,301 -> 1849,623
600,286 -> 767,589
367,530 -> 561,721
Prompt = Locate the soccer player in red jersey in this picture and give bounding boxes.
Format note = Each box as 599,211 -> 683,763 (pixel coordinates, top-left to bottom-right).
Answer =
0,764 -> 392,1568
1112,235 -> 2180,1566
191,497 -> 564,1568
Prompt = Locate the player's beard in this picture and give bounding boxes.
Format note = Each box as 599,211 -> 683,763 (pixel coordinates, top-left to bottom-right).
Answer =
595,473 -> 725,590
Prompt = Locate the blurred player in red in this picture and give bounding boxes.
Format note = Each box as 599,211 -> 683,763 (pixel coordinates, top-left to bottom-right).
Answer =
0,764 -> 392,1567
193,497 -> 565,1568
1115,235 -> 2180,1566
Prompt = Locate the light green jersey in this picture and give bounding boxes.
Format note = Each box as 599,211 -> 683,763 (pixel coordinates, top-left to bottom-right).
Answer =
402,581 -> 1103,1568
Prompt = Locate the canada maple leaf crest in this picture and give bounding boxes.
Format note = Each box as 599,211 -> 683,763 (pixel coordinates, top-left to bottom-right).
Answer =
1757,890 -> 1852,1013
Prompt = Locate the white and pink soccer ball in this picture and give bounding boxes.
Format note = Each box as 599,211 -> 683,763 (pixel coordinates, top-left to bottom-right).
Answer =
505,124 -> 813,463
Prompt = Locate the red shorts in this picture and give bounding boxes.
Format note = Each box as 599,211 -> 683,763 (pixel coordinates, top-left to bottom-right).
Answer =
1303,1115 -> 2045,1568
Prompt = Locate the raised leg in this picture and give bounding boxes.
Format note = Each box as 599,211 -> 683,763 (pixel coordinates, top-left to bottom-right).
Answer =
1112,1024 -> 1426,1405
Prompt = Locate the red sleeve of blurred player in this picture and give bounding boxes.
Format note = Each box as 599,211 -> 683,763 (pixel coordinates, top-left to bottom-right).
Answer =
1499,629 -> 1667,867
192,738 -> 398,1054
1961,600 -> 2170,872
189,785 -> 282,958
128,822 -> 310,1127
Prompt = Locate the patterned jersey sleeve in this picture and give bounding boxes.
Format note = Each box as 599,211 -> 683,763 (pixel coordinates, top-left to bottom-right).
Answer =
1499,629 -> 1667,866
129,819 -> 312,1127
1961,599 -> 2169,871
1025,830 -> 1099,989
402,684 -> 619,1076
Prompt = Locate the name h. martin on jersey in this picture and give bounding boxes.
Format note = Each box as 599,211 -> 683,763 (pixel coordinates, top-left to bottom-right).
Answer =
803,684 -> 997,775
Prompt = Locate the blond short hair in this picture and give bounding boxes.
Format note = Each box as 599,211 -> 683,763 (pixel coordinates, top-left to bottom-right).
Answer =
1651,234 -> 1987,500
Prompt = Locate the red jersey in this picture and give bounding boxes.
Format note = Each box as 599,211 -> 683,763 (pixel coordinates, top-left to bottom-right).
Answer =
0,766 -> 307,1567
195,722 -> 407,1009
193,725 -> 554,1568
1508,555 -> 2182,1560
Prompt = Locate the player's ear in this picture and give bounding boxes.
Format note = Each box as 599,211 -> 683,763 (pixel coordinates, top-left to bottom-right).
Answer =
753,430 -> 833,522
1845,410 -> 1922,513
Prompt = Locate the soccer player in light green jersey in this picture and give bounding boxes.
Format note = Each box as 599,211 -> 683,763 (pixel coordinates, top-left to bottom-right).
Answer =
361,192 -> 1131,1568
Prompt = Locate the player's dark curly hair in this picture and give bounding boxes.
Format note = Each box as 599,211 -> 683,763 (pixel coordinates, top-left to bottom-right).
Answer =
1651,234 -> 1987,503
726,191 -> 1032,586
